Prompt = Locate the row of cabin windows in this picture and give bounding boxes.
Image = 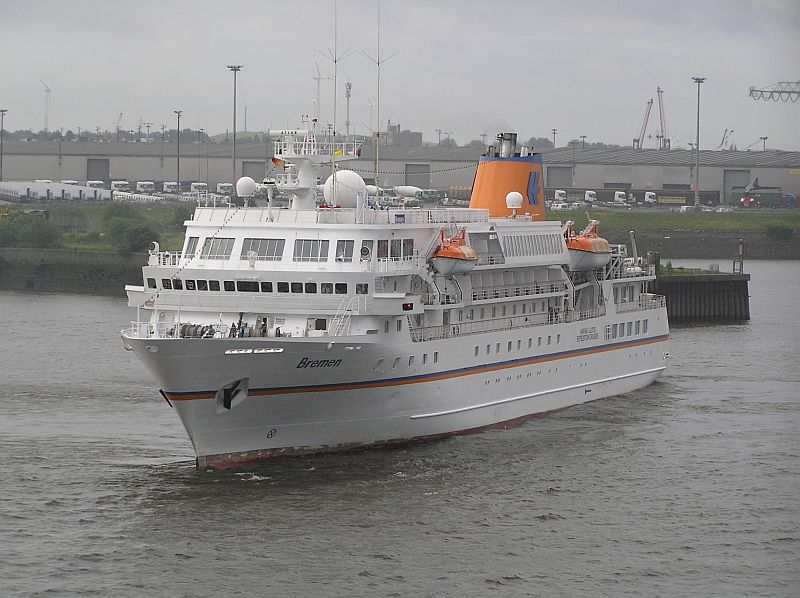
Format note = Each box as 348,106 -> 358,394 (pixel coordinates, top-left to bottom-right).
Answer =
501,233 -> 561,258
605,319 -> 648,340
374,351 -> 438,371
474,334 -> 561,357
148,277 -> 368,295
185,237 -> 415,262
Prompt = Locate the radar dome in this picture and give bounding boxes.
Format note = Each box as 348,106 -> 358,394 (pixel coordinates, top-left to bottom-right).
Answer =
323,170 -> 367,208
236,176 -> 257,197
506,191 -> 524,209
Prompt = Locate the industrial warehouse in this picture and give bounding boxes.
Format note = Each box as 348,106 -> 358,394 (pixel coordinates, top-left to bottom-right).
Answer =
0,133 -> 798,208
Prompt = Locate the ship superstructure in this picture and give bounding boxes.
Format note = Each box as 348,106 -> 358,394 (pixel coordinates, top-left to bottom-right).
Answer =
122,131 -> 669,470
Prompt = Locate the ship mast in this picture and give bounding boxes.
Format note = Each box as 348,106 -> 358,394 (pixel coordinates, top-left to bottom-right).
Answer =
361,0 -> 396,192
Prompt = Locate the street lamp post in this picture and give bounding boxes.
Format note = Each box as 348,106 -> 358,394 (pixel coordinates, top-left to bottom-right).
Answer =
0,109 -> 7,182
551,128 -> 558,148
227,64 -> 243,184
570,141 -> 576,186
160,124 -> 166,167
760,136 -> 768,151
580,134 -> 587,149
174,110 -> 182,191
692,76 -> 705,207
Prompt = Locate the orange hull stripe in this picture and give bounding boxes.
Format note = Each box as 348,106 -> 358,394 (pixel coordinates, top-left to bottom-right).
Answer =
166,335 -> 669,402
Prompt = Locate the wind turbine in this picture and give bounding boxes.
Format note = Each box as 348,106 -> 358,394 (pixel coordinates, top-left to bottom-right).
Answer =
312,61 -> 331,123
41,80 -> 53,134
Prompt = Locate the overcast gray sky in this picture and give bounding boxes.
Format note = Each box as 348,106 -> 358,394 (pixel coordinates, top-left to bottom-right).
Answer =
3,0 -> 799,150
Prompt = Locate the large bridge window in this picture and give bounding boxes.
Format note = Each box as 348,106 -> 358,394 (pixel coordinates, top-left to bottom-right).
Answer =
241,238 -> 285,261
200,238 -> 234,259
293,239 -> 330,262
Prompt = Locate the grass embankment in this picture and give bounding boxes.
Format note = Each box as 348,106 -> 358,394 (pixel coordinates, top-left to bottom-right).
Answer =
2,202 -> 188,252
546,209 -> 800,233
2,201 -> 798,255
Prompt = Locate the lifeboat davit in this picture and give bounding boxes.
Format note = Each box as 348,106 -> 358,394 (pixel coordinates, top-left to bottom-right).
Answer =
565,220 -> 612,270
431,228 -> 478,275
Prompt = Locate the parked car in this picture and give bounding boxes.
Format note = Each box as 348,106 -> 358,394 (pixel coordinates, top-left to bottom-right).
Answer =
550,201 -> 569,211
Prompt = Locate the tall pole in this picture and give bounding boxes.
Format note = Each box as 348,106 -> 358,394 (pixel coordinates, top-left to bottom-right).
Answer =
760,136 -> 768,151
580,134 -> 587,149
375,1 -> 381,190
227,65 -> 243,184
570,141 -> 576,186
198,128 -> 203,183
692,77 -> 705,207
174,110 -> 182,191
551,128 -> 557,148
0,109 -> 7,182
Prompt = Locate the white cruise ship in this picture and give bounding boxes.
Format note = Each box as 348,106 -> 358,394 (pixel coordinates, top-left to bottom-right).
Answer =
122,130 -> 669,471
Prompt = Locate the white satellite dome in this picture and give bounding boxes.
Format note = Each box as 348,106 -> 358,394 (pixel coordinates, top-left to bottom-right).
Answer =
506,191 -> 524,210
235,176 -> 257,197
323,170 -> 366,208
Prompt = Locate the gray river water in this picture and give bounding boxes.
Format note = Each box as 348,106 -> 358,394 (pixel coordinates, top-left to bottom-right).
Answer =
1,260 -> 798,597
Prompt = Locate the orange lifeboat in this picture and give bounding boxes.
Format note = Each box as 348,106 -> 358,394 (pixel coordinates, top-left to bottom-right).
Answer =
565,220 -> 612,270
431,228 -> 478,275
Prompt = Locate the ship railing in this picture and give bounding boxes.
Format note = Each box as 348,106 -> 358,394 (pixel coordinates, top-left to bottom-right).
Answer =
148,251 -> 188,267
419,292 -> 460,306
124,320 -> 230,339
359,207 -> 489,226
574,305 -> 606,321
373,254 -> 427,272
471,280 -> 568,301
274,139 -> 361,158
615,293 -> 666,313
603,255 -> 656,279
408,303 -> 607,343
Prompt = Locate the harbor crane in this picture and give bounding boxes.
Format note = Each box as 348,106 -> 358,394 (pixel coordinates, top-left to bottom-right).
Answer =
656,86 -> 670,149
715,128 -> 734,150
633,98 -> 653,149
749,81 -> 799,102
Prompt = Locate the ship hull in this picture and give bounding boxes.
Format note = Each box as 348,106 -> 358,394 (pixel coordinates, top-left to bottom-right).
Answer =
124,311 -> 669,470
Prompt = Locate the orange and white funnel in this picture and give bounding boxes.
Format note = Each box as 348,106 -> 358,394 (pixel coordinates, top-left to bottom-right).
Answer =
469,133 -> 545,220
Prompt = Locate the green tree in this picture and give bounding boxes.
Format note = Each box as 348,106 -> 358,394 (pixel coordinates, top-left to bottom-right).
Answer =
0,215 -> 62,247
172,204 -> 194,228
105,217 -> 159,253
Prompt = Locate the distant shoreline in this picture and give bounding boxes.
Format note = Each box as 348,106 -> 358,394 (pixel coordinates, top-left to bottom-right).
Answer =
1,230 -> 796,298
